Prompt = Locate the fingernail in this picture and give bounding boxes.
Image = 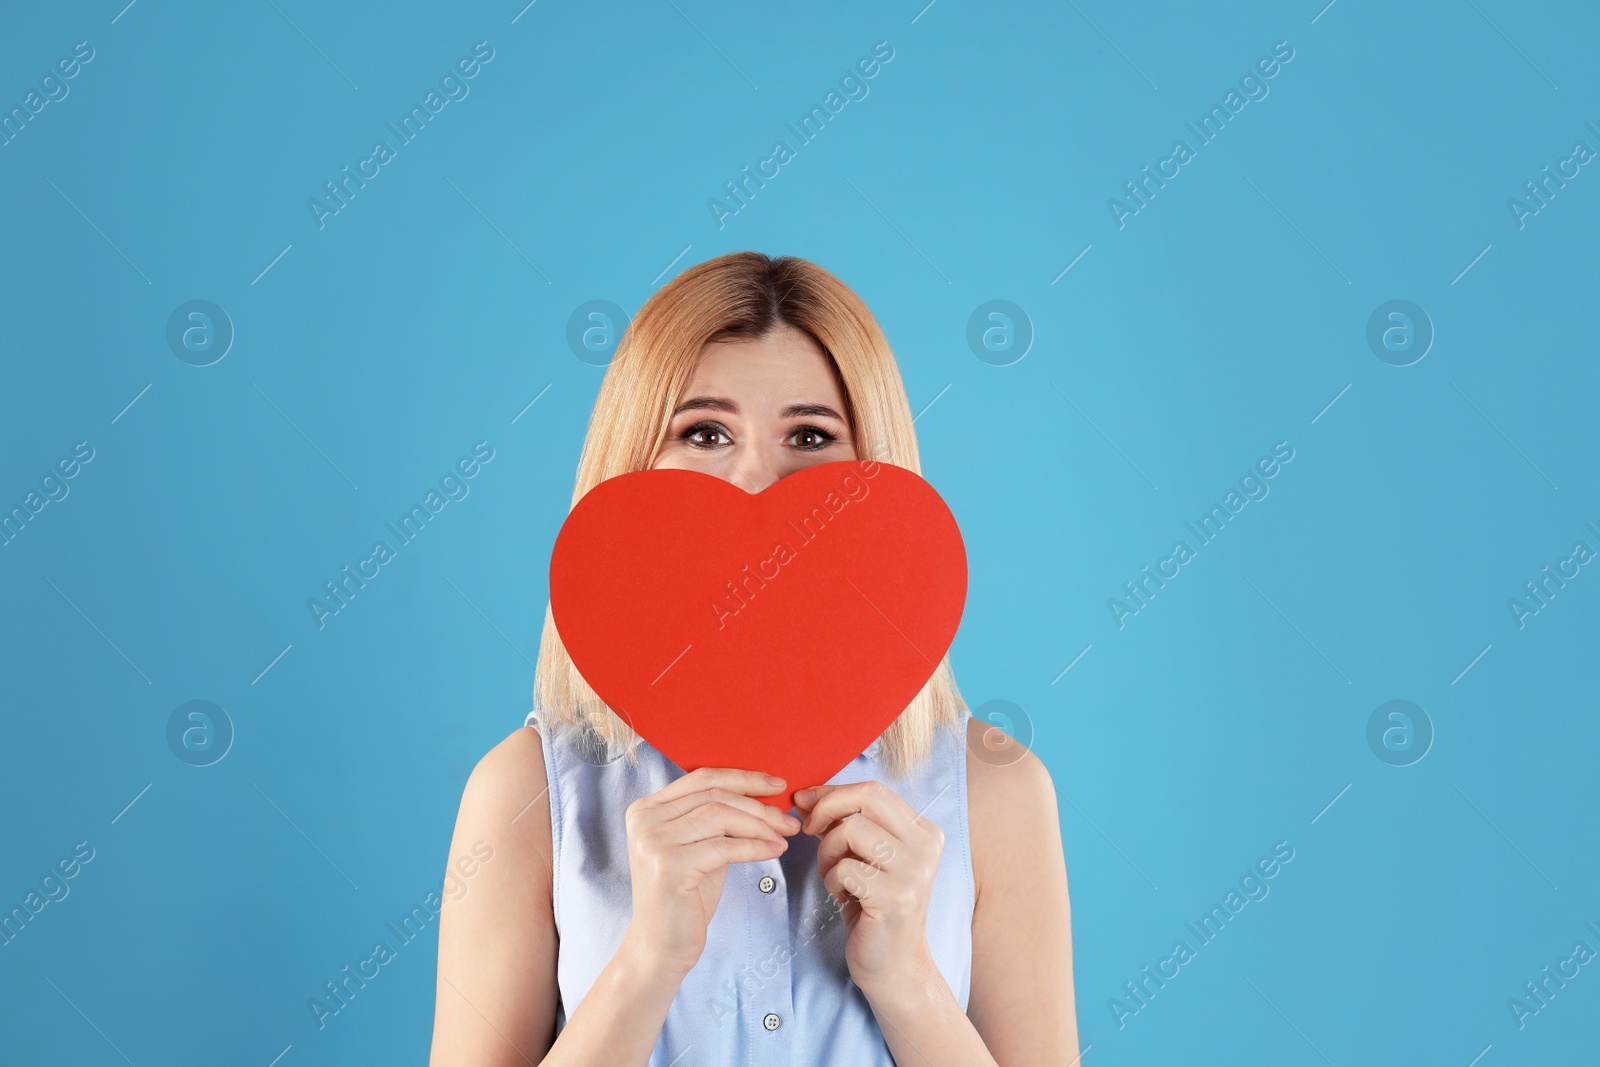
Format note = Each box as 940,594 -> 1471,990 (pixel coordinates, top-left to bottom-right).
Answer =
783,813 -> 802,830
765,774 -> 785,787
794,787 -> 814,803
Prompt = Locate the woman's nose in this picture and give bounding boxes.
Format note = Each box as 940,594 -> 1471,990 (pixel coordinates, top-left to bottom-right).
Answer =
728,448 -> 781,494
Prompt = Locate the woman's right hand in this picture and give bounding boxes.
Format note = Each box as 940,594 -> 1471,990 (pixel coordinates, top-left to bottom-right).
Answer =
621,767 -> 802,976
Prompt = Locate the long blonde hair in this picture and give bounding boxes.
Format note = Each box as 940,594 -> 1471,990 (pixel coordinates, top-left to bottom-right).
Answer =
533,251 -> 967,779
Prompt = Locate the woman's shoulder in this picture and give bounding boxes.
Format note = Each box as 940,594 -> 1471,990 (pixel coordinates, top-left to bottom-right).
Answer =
454,724 -> 554,885
433,724 -> 561,1062
962,715 -> 1054,794
962,716 -> 1061,901
465,722 -> 550,810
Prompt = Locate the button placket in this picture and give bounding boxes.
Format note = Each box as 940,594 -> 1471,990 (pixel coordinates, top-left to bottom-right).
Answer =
749,858 -> 794,1055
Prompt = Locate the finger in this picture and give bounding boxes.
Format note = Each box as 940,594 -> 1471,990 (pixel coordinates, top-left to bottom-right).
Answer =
792,783 -> 854,826
654,767 -> 785,806
824,857 -> 884,906
802,781 -> 916,839
815,813 -> 897,880
791,782 -> 866,819
661,802 -> 788,849
790,782 -> 838,815
669,788 -> 801,835
682,834 -> 788,874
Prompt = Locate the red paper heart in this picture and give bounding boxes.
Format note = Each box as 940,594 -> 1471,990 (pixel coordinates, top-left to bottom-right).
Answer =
549,459 -> 966,810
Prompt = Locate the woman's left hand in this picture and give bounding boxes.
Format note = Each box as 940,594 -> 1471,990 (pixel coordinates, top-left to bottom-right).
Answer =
792,780 -> 944,1000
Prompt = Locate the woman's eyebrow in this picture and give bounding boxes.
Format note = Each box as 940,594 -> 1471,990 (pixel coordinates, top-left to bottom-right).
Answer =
780,402 -> 845,420
671,395 -> 739,417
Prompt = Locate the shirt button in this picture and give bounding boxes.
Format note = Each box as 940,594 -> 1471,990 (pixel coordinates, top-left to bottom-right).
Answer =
758,875 -> 776,894
763,1012 -> 782,1031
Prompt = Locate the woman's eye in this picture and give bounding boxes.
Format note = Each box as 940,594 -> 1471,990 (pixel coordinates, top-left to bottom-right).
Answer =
791,426 -> 837,450
682,423 -> 731,449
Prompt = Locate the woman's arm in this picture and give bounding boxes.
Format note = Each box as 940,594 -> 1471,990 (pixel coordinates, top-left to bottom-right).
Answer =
430,726 -> 561,1065
430,727 -> 801,1066
793,719 -> 1080,1065
964,716 -> 1080,1064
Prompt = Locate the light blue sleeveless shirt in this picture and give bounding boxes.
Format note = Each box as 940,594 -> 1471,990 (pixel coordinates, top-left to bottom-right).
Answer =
524,706 -> 975,1065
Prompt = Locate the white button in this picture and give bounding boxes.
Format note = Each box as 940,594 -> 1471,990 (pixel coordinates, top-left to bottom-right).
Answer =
758,875 -> 776,894
763,1012 -> 781,1031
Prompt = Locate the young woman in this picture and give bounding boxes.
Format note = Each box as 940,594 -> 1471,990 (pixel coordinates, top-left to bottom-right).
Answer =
430,252 -> 1078,1065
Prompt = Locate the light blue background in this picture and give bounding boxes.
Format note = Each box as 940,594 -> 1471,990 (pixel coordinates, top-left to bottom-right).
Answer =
3,1 -> 1597,1064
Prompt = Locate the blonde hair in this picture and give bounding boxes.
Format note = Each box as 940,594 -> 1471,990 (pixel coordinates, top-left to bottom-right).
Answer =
533,251 -> 966,779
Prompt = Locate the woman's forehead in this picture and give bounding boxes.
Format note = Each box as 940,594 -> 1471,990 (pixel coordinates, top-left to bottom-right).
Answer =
681,329 -> 846,408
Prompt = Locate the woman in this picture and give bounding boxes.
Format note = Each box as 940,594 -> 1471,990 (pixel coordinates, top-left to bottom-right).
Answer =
430,252 -> 1078,1065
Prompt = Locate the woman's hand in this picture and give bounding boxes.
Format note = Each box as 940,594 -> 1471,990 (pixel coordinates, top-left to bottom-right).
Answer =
793,780 -> 944,1000
622,767 -> 802,977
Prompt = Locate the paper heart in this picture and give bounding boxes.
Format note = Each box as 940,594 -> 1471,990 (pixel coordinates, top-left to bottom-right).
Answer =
548,459 -> 966,810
